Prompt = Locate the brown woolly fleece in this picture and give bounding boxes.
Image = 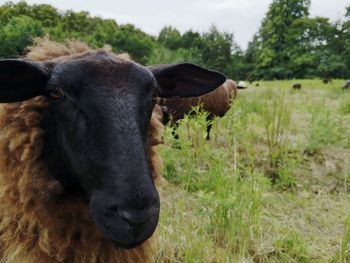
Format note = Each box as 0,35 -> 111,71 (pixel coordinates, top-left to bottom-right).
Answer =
157,79 -> 237,123
0,38 -> 164,263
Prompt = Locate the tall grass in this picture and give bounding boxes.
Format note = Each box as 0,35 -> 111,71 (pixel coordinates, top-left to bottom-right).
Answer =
339,93 -> 350,115
332,216 -> 350,263
262,90 -> 290,167
156,79 -> 350,262
307,101 -> 347,153
158,103 -> 265,261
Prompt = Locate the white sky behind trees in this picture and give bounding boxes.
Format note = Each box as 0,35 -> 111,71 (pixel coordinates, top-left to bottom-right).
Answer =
0,0 -> 348,50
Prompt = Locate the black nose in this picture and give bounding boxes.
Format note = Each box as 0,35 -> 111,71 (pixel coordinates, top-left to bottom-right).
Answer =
90,190 -> 160,249
118,206 -> 159,227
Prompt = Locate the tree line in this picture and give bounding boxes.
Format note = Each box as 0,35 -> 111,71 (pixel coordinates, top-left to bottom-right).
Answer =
0,0 -> 349,80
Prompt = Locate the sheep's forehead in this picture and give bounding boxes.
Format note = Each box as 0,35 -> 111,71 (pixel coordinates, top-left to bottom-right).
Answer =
50,52 -> 154,96
56,52 -> 143,77
56,51 -> 131,68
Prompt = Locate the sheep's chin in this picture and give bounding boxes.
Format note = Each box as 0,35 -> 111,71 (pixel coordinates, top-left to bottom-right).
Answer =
95,214 -> 159,250
110,239 -> 144,250
89,200 -> 159,250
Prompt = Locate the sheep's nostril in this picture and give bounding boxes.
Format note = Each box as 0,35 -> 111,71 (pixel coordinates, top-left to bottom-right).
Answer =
118,207 -> 159,226
122,217 -> 149,231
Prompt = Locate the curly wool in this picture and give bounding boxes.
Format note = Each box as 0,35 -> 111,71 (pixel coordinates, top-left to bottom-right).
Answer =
0,39 -> 163,263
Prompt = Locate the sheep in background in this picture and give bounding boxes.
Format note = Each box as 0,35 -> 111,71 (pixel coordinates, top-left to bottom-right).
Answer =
342,80 -> 350,90
157,79 -> 237,140
237,80 -> 248,89
0,38 -> 226,263
293,83 -> 302,90
322,78 -> 332,84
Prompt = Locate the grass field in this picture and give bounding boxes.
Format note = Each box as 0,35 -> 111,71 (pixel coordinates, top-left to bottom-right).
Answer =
154,79 -> 350,263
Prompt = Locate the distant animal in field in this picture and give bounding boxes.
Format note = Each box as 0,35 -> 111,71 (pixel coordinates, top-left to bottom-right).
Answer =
157,79 -> 237,140
342,80 -> 350,90
237,81 -> 247,89
293,83 -> 302,90
256,83 -> 260,87
0,38 -> 226,263
322,78 -> 332,84
246,75 -> 254,84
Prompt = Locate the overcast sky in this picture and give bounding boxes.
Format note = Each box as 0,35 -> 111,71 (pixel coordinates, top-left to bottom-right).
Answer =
1,0 -> 349,50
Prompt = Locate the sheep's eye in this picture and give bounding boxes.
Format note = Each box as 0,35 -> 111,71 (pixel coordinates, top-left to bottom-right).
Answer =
49,88 -> 64,100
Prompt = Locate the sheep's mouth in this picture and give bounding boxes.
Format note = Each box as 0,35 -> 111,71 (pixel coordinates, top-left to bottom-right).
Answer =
92,209 -> 159,249
88,196 -> 159,249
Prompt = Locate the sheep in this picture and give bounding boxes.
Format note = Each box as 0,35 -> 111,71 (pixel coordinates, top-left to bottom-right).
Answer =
342,80 -> 350,90
157,79 -> 237,140
322,78 -> 332,84
292,83 -> 302,90
0,38 -> 226,263
237,80 -> 247,89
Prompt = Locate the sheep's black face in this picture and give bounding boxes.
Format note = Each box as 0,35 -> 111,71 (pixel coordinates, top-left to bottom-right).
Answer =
0,52 -> 226,249
47,53 -> 160,249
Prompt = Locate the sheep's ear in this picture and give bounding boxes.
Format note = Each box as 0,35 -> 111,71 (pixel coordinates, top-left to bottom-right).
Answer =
0,59 -> 49,103
150,63 -> 226,98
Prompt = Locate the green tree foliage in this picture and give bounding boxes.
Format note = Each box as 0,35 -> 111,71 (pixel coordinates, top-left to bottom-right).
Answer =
181,30 -> 202,50
154,28 -> 205,66
0,1 -> 156,63
248,0 -> 312,79
158,26 -> 182,50
0,1 -> 349,79
147,45 -> 202,65
0,15 -> 44,58
0,1 -> 32,24
342,6 -> 350,73
31,4 -> 60,27
246,0 -> 350,79
155,25 -> 244,79
110,24 -> 155,64
201,25 -> 233,74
